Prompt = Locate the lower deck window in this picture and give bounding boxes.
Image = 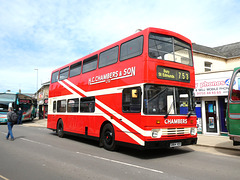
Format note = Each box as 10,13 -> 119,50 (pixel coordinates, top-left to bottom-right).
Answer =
80,97 -> 95,112
57,100 -> 66,112
53,101 -> 56,113
122,87 -> 141,113
67,98 -> 79,112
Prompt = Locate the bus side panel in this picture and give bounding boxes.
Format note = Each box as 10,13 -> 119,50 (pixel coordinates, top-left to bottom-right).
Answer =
228,102 -> 240,136
228,118 -> 240,136
47,114 -> 57,130
114,127 -> 143,146
227,68 -> 240,140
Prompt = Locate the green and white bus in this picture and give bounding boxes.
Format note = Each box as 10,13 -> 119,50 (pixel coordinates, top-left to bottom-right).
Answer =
227,67 -> 240,145
0,92 -> 36,123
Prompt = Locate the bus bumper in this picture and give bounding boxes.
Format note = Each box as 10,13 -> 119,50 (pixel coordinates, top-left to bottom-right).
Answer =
229,135 -> 240,146
145,137 -> 197,149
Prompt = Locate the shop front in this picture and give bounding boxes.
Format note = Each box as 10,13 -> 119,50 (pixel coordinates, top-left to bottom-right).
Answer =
37,99 -> 48,119
194,71 -> 232,135
35,81 -> 50,119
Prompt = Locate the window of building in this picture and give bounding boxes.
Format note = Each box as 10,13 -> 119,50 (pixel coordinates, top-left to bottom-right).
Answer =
51,71 -> 59,83
57,100 -> 66,112
122,87 -> 141,113
99,46 -> 119,68
82,55 -> 98,73
70,62 -> 82,77
59,67 -> 69,81
67,98 -> 79,112
80,97 -> 95,112
204,62 -> 212,72
120,36 -> 143,61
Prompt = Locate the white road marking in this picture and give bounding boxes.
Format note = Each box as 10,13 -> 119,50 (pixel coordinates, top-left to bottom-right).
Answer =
76,151 -> 164,174
0,175 -> 9,180
20,138 -> 53,147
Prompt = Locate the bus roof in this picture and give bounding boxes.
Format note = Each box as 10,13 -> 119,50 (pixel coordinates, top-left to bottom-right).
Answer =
51,27 -> 192,74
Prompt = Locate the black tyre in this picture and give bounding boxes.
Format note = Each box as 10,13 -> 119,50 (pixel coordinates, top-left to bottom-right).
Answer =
57,120 -> 65,138
101,123 -> 116,151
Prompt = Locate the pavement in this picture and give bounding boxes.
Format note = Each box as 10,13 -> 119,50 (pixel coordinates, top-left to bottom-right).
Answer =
22,118 -> 239,151
22,118 -> 47,128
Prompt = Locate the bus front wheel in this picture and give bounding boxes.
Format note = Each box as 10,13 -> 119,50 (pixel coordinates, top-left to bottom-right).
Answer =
57,120 -> 65,138
101,123 -> 117,151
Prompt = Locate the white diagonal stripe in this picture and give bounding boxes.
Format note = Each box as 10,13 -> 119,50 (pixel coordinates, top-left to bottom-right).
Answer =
62,79 -> 147,145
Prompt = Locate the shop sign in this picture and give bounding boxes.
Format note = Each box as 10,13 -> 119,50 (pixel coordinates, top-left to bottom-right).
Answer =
194,78 -> 230,97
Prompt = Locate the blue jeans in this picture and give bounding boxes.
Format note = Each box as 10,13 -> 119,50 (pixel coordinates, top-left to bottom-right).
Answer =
6,122 -> 14,140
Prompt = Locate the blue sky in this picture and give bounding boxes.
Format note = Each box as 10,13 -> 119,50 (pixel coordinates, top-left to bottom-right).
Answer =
0,0 -> 240,93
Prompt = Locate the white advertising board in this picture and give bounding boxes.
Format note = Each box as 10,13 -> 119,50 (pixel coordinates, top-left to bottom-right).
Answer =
194,72 -> 232,97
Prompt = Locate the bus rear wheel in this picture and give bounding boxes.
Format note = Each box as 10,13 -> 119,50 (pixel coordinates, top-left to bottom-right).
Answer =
101,123 -> 117,151
57,120 -> 65,138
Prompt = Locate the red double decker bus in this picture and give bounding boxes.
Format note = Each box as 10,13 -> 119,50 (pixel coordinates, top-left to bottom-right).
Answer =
48,27 -> 197,150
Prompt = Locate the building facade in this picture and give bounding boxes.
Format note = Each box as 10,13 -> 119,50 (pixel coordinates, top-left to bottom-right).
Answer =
192,42 -> 240,135
35,81 -> 49,119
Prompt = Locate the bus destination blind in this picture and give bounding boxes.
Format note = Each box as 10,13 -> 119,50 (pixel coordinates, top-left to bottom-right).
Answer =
157,66 -> 190,82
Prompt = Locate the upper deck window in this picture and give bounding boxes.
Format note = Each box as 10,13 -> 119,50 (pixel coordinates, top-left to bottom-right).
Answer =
51,71 -> 59,83
70,61 -> 82,77
83,55 -> 98,73
59,67 -> 69,81
120,36 -> 143,61
149,33 -> 193,66
99,46 -> 119,68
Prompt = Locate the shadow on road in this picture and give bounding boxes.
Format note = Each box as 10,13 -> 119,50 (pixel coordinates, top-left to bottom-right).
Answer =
49,132 -> 194,159
117,146 -> 194,159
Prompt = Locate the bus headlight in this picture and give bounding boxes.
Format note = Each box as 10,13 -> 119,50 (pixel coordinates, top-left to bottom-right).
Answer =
151,129 -> 162,138
190,127 -> 197,135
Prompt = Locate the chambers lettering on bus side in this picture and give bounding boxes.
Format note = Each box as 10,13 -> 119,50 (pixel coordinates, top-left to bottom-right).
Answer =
164,119 -> 188,124
88,66 -> 136,85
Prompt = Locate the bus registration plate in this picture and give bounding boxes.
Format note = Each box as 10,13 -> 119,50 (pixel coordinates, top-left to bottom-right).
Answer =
170,142 -> 182,148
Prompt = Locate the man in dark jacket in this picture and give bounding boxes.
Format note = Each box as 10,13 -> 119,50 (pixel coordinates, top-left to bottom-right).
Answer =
17,107 -> 23,124
6,107 -> 15,141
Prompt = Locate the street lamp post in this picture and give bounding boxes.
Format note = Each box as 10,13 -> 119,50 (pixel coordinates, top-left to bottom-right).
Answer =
34,69 -> 38,92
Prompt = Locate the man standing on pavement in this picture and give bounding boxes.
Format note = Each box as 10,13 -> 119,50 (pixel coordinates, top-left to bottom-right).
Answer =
6,107 -> 15,141
17,107 -> 23,124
